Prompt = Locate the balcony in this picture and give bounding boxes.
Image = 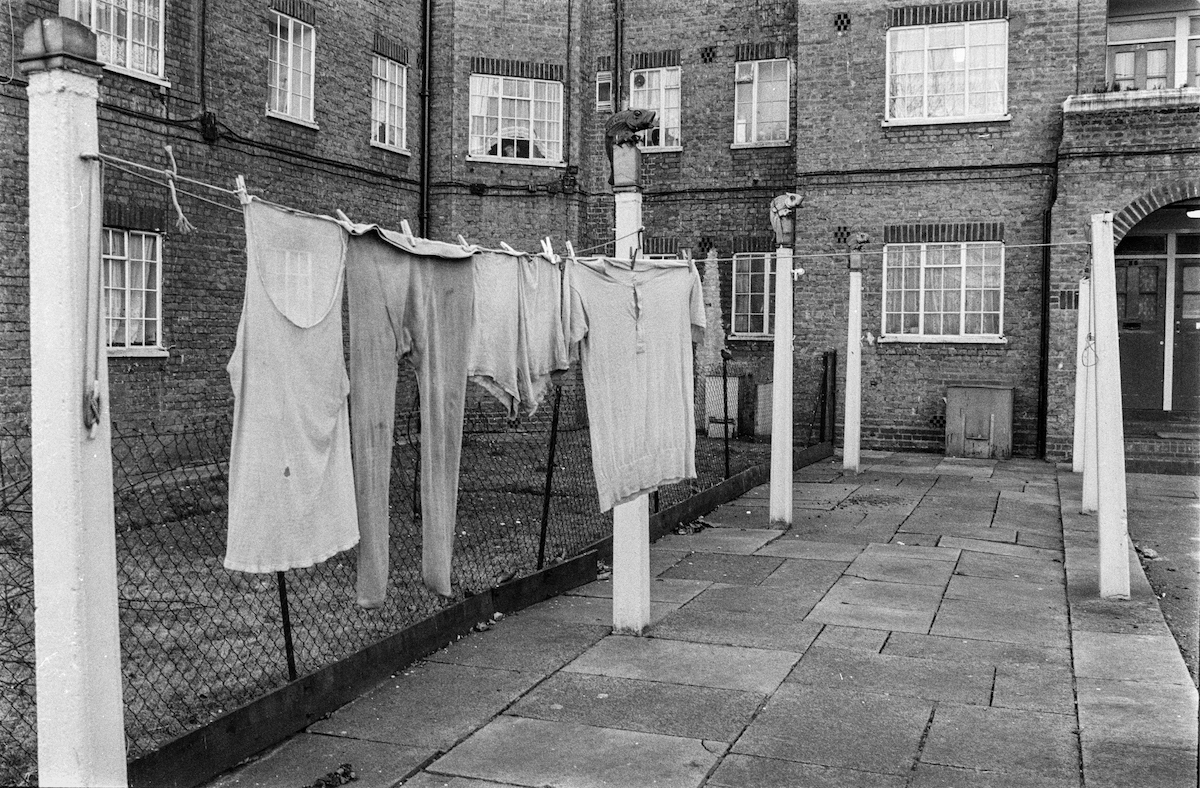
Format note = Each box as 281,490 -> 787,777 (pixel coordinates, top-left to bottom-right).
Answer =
1064,86 -> 1200,114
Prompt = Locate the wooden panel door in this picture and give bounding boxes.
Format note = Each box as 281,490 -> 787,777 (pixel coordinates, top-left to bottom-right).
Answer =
1173,259 -> 1200,412
1115,259 -> 1166,410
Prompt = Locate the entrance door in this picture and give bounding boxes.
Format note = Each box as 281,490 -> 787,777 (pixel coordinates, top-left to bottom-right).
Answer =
1115,259 -> 1167,410
1173,257 -> 1200,412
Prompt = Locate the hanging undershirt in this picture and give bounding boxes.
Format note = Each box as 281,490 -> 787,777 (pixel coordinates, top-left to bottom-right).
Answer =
468,249 -> 571,418
568,257 -> 705,511
343,224 -> 475,605
225,199 -> 359,573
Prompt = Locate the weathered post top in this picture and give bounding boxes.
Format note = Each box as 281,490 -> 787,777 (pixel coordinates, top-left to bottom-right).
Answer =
18,16 -> 101,77
606,108 -> 657,189
769,192 -> 803,247
849,232 -> 870,270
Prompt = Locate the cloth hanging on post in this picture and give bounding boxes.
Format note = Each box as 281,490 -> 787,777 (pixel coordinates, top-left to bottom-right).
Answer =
568,256 -> 705,511
224,199 -> 359,572
468,249 -> 572,418
343,222 -> 475,604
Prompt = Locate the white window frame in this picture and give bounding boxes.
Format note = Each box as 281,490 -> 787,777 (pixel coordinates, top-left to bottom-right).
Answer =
267,10 -> 317,126
731,252 -> 774,338
884,18 -> 1010,126
1106,11 -> 1200,90
629,65 -> 681,150
103,228 -> 167,357
880,241 -> 1006,344
468,74 -> 565,166
595,70 -> 613,111
732,58 -> 791,147
371,54 -> 408,152
59,0 -> 169,85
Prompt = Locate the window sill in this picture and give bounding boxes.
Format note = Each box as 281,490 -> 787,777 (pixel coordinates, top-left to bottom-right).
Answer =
641,146 -> 682,153
102,63 -> 171,88
881,114 -> 1011,128
730,140 -> 790,149
266,110 -> 319,130
107,346 -> 170,358
466,155 -> 565,168
877,334 -> 1007,345
729,333 -> 774,342
370,140 -> 412,156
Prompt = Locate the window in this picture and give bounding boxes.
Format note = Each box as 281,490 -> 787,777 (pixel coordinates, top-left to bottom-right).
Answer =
371,55 -> 407,150
886,19 -> 1007,122
734,59 -> 789,144
732,253 -> 774,336
469,74 -> 563,163
1106,13 -> 1200,90
596,71 -> 613,111
267,11 -> 315,123
883,242 -> 1004,339
630,66 -> 680,148
103,229 -> 163,351
61,0 -> 165,80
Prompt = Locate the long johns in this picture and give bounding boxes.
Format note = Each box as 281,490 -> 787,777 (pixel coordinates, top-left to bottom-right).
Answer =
346,231 -> 474,604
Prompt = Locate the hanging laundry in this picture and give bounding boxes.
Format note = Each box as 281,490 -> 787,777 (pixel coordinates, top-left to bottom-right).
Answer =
468,249 -> 571,418
225,199 -> 359,573
343,222 -> 475,604
568,256 -> 705,511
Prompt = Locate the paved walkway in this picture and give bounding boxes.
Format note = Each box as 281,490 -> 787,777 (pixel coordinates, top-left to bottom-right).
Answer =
205,452 -> 1198,788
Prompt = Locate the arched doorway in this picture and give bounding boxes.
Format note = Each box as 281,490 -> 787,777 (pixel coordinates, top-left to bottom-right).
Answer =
1113,196 -> 1200,415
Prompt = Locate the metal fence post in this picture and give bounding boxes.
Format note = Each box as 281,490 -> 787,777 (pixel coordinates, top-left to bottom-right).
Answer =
276,571 -> 298,681
722,351 -> 731,479
537,385 -> 563,570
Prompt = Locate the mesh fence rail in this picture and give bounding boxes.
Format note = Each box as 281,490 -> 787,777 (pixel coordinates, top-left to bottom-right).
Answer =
0,369 -> 786,785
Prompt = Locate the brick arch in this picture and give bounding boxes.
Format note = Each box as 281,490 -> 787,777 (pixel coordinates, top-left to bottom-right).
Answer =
1111,180 -> 1200,243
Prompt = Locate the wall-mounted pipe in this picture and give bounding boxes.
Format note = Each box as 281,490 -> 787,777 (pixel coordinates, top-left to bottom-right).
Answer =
419,0 -> 433,236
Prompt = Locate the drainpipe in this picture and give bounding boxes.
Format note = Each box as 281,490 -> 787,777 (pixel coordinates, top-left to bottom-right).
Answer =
419,0 -> 433,236
1036,139 -> 1062,459
613,0 -> 624,110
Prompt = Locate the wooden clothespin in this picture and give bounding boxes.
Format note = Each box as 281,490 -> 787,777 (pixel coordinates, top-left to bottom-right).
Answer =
499,242 -> 519,254
457,234 -> 474,252
565,241 -> 577,260
540,237 -> 554,259
400,220 -> 415,243
335,209 -> 353,225
234,174 -> 250,205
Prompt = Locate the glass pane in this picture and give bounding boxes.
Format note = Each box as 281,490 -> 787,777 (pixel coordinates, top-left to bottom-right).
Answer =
1116,235 -> 1166,255
1139,266 -> 1158,294
1182,294 -> 1200,319
1182,266 -> 1200,292
1177,235 -> 1200,255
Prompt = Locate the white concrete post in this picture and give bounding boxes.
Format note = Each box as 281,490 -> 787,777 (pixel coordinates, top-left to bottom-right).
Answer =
769,244 -> 794,525
20,18 -> 128,787
1071,277 -> 1091,473
843,259 -> 863,473
611,174 -> 651,635
1090,214 -> 1130,600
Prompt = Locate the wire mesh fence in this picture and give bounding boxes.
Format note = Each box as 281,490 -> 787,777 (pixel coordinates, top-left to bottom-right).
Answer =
0,361 -> 806,786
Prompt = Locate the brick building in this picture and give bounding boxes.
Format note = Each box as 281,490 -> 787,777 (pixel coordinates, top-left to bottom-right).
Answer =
1,0 -> 1197,464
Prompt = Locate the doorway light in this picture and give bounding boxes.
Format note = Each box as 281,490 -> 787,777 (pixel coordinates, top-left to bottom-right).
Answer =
1188,209 -> 1200,219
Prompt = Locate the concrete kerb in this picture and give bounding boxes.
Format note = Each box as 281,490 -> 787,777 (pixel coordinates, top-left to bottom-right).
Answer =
1057,468 -> 1199,787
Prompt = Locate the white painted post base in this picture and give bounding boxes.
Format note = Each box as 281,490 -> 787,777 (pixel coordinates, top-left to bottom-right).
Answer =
23,19 -> 128,788
769,246 -> 794,524
1090,214 -> 1130,600
612,496 -> 651,634
844,269 -> 863,473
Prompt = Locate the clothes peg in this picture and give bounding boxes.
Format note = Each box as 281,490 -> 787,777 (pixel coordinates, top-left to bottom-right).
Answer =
457,234 -> 474,251
234,174 -> 250,205
541,237 -> 554,258
499,242 -> 518,254
400,220 -> 415,242
565,241 -> 576,260
335,209 -> 353,225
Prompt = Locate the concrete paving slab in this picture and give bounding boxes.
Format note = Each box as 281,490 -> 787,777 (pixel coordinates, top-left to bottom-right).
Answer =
401,774 -> 527,788
1066,596 -> 1173,636
650,549 -> 688,576
939,536 -> 1058,559
953,551 -> 1065,585
308,661 -> 542,749
703,505 -> 786,527
427,716 -> 719,788
205,733 -> 430,788
861,542 -> 961,562
732,684 -> 932,775
758,557 -> 850,594
818,575 -> 946,613
792,518 -> 903,546
425,615 -> 609,674
1073,631 -> 1195,685
512,593 -> 681,628
792,483 -> 862,508
654,527 -> 782,555
844,552 -> 956,587
899,520 -> 1017,543
566,577 -> 711,604
1080,742 -> 1199,788
754,537 -> 864,562
658,552 -> 784,585
787,645 -> 993,705
890,533 -> 943,548
805,598 -> 936,633
505,671 -> 762,742
811,625 -> 889,652
1076,678 -> 1199,750
707,753 -> 906,788
908,763 -> 1074,788
1016,531 -> 1064,550
882,631 -> 1071,668
652,585 -> 825,652
919,703 -> 1080,783
991,662 -> 1075,715
563,634 -> 800,694
930,598 -> 1069,648
944,574 -> 1066,606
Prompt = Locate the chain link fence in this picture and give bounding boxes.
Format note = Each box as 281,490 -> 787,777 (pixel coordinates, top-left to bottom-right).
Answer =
0,360 -> 808,786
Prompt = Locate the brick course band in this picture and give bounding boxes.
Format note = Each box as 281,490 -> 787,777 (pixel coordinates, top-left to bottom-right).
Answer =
103,203 -> 165,233
372,33 -> 408,65
735,42 -> 777,62
888,0 -> 1007,27
883,221 -> 1005,244
630,50 -> 680,70
470,57 -> 564,83
269,0 -> 316,26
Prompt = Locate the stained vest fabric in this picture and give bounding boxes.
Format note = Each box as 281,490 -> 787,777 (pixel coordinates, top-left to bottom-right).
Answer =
568,257 -> 705,511
225,199 -> 359,572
